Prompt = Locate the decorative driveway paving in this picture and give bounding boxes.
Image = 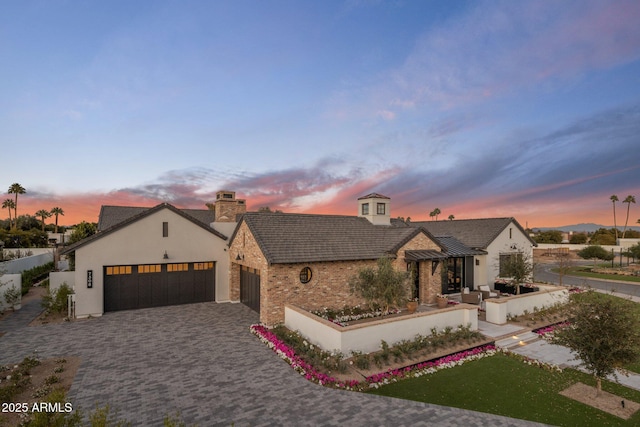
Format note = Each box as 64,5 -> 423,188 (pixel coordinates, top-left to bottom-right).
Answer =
0,301 -> 546,426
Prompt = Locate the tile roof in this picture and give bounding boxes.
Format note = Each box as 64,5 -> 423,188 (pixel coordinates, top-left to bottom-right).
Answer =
357,193 -> 390,200
410,217 -> 536,249
236,212 -> 443,264
98,205 -> 216,231
63,203 -> 225,255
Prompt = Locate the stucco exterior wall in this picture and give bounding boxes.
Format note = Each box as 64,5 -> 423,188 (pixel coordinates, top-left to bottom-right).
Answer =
484,221 -> 535,287
73,208 -> 229,317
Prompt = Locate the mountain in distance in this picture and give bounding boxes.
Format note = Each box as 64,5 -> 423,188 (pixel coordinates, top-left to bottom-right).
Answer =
533,223 -> 640,233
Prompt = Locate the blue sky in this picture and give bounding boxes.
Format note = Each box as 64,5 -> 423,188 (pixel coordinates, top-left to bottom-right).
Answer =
2,0 -> 639,227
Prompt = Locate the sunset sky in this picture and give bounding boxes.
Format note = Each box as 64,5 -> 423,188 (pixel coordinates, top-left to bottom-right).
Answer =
2,0 -> 640,228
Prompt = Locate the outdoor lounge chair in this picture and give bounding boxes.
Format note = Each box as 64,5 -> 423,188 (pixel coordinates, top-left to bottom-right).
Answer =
478,285 -> 498,299
461,287 -> 482,304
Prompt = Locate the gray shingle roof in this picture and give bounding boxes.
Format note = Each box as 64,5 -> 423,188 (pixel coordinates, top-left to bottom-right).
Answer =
410,217 -> 536,249
98,206 -> 216,231
236,212 -> 444,264
63,203 -> 225,255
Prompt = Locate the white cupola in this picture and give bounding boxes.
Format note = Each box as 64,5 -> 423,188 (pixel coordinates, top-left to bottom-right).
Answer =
357,193 -> 391,225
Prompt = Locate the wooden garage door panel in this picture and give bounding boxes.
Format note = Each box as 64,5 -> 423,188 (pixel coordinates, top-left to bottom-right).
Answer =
240,267 -> 260,313
104,262 -> 215,312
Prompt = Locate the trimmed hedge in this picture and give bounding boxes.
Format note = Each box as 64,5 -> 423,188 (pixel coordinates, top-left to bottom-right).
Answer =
21,262 -> 54,295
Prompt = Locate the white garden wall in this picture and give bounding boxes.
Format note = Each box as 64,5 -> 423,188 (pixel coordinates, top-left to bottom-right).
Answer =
485,285 -> 568,325
284,304 -> 478,354
0,274 -> 22,311
0,252 -> 53,274
49,271 -> 75,294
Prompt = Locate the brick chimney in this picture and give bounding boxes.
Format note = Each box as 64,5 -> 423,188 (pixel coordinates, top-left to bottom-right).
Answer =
213,190 -> 246,222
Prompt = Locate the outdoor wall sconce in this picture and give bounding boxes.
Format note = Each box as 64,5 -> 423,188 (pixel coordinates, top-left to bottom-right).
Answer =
163,251 -> 169,259
476,259 -> 480,266
510,244 -> 518,250
235,253 -> 245,261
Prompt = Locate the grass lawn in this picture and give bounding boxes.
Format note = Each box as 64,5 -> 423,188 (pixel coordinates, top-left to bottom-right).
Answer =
368,353 -> 640,426
556,266 -> 640,283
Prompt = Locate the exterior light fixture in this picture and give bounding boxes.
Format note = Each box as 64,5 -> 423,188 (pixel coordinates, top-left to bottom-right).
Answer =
163,251 -> 169,259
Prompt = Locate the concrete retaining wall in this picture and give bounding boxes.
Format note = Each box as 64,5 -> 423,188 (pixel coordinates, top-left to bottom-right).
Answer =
284,304 -> 478,354
485,285 -> 568,325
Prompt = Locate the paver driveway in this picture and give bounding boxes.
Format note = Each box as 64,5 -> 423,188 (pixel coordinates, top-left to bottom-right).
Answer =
0,301 -> 546,426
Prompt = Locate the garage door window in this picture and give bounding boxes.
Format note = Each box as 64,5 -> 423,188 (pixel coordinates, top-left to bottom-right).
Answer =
168,263 -> 189,272
106,266 -> 132,275
138,264 -> 161,273
194,262 -> 214,270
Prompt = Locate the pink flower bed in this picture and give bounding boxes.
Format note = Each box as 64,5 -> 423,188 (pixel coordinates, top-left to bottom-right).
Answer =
250,324 -> 361,390
365,345 -> 496,388
250,324 -> 497,390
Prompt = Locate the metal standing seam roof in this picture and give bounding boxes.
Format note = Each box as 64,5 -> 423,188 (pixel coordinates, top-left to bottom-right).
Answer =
235,212 -> 446,264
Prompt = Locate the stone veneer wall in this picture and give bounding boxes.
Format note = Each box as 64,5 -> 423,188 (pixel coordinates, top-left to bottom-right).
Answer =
392,232 -> 443,304
263,260 -> 375,326
228,221 -> 268,302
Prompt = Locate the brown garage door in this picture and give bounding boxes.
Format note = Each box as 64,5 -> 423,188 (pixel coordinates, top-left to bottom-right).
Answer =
104,262 -> 215,312
240,266 -> 260,313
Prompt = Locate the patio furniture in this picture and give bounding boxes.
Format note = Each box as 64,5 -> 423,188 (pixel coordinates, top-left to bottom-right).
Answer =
461,287 -> 482,304
478,285 -> 498,299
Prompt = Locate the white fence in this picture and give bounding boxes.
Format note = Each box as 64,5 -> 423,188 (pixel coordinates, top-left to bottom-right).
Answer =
0,274 -> 22,311
485,285 -> 568,325
0,252 -> 54,274
284,304 -> 478,354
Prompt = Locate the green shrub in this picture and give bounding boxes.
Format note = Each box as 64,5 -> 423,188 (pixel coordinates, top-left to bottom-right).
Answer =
42,282 -> 74,314
3,285 -> 21,309
21,261 -> 54,295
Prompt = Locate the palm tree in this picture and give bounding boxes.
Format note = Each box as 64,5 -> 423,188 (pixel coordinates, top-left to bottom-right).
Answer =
50,207 -> 65,233
8,183 -> 26,230
610,195 -> 619,241
36,209 -> 51,232
433,208 -> 441,221
622,195 -> 636,239
448,214 -> 455,221
2,199 -> 15,229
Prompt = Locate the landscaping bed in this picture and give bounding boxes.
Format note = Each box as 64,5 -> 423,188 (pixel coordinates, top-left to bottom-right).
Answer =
0,354 -> 80,426
251,322 -> 493,390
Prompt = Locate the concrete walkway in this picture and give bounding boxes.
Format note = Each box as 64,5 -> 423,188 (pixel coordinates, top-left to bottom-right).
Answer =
480,320 -> 640,392
0,300 -> 546,427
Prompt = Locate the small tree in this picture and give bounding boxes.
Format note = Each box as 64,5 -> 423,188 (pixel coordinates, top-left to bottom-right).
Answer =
554,251 -> 574,287
577,245 -> 614,267
499,248 -> 534,295
553,291 -> 640,395
349,257 -> 408,314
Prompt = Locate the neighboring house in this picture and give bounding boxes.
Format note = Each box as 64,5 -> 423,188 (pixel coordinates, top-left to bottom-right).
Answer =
227,193 -> 484,326
411,218 -> 537,289
61,191 -> 245,318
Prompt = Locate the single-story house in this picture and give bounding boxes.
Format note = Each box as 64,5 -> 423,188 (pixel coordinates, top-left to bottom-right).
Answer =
228,193 -> 486,326
60,191 -> 535,326
61,191 -> 246,318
